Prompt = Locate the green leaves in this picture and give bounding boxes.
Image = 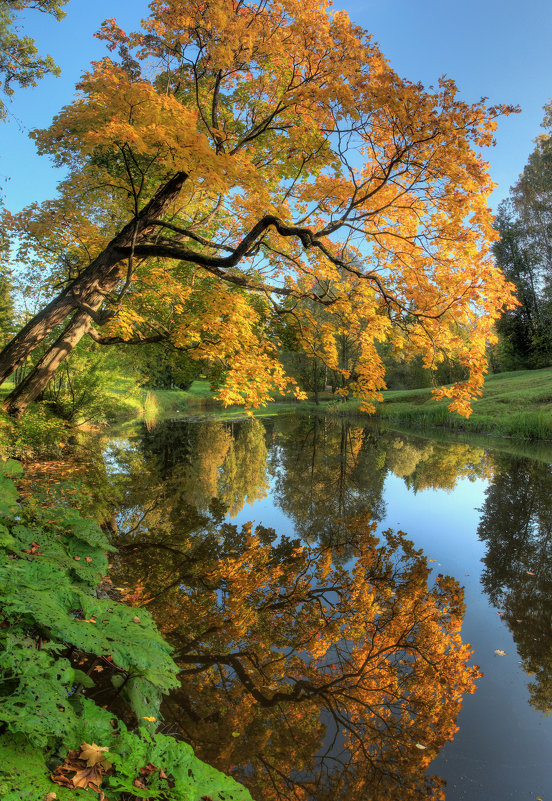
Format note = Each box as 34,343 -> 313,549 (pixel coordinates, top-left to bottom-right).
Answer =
0,462 -> 254,801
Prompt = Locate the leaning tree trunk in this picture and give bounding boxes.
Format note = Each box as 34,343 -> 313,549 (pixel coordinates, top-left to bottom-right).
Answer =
0,171 -> 188,414
4,311 -> 94,415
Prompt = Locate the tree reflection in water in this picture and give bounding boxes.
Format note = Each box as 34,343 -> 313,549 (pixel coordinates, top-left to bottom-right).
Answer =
108,417 -> 482,800
478,454 -> 552,714
114,519 -> 478,801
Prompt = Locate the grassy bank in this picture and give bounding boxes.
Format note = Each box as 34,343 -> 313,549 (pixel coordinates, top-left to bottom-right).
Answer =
372,367 -> 552,440
146,380 -> 337,420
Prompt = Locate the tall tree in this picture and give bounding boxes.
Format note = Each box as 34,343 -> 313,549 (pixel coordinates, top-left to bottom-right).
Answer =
492,104 -> 552,369
0,0 -> 517,415
0,0 -> 67,118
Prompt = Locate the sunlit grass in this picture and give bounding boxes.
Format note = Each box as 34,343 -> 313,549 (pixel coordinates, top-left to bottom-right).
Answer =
373,367 -> 552,440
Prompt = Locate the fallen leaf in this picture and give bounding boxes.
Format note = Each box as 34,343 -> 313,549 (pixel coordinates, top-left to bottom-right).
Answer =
494,649 -> 507,656
142,716 -> 157,722
51,745 -> 112,794
44,794 -> 57,800
133,616 -> 141,623
80,742 -> 112,770
527,570 -> 535,575
415,743 -> 427,750
72,766 -> 103,790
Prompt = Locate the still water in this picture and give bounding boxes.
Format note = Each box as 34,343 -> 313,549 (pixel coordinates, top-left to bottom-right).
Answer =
100,412 -> 552,800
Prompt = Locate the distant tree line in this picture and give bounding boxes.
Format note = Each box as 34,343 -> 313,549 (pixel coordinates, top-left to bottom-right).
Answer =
492,101 -> 552,371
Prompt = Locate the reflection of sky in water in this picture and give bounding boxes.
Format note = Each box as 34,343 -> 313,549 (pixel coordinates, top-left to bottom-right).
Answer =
103,415 -> 552,800
224,431 -> 552,801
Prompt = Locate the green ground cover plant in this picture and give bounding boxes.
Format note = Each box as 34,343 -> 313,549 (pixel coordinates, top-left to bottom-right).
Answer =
0,459 -> 253,801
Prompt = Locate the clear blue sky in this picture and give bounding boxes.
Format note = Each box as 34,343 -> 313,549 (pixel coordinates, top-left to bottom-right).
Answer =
1,0 -> 551,213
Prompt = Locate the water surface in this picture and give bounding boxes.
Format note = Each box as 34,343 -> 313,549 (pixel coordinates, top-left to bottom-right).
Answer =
100,412 -> 552,800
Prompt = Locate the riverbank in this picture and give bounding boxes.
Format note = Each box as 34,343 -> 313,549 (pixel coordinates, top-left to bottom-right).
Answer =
5,366 -> 552,449
149,369 -> 552,441
372,367 -> 552,440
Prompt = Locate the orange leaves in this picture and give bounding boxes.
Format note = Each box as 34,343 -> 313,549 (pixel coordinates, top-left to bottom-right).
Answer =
10,0 -> 519,419
51,743 -> 112,797
34,62 -> 233,186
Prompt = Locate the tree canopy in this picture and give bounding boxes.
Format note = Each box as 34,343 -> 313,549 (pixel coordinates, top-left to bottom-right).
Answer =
0,0 -> 67,118
0,0 -> 517,415
493,103 -> 552,370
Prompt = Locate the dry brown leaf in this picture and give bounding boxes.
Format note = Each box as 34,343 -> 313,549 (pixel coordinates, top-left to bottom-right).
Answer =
72,766 -> 103,790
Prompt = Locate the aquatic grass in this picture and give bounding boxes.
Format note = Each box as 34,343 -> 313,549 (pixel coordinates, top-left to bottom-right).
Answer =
140,390 -> 161,429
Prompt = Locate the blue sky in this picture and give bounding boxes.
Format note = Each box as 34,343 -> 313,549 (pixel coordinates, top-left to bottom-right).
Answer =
1,0 -> 551,213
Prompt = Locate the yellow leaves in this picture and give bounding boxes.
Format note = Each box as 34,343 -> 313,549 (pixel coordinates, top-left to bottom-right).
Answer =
14,0 -> 518,422
33,60 -> 242,193
79,743 -> 112,770
51,743 -> 112,795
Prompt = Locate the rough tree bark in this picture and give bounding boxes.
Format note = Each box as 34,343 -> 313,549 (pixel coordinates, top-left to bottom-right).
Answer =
0,171 -> 188,415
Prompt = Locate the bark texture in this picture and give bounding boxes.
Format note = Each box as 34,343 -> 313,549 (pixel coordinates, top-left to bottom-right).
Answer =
1,171 -> 188,414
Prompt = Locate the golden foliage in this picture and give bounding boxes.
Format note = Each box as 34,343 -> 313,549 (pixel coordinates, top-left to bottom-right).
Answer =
7,0 -> 519,413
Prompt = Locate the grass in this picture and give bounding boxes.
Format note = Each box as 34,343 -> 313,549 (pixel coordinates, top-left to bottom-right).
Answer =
147,379 -> 219,416
372,367 -> 552,440
9,367 -> 552,442
147,380 -> 340,419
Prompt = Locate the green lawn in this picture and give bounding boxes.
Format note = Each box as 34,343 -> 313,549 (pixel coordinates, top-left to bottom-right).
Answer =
148,380 -> 339,420
373,367 -> 552,440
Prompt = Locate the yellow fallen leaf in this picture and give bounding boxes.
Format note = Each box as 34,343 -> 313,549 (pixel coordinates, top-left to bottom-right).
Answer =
79,742 -> 111,768
142,716 -> 157,722
495,649 -> 507,656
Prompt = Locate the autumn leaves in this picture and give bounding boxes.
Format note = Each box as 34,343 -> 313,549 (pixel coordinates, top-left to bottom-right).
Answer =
0,0 -> 518,417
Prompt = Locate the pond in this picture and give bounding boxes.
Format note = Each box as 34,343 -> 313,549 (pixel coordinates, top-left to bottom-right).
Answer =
57,411 -> 552,800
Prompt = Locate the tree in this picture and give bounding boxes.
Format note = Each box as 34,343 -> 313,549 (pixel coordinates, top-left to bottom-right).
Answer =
0,0 -> 67,118
492,104 -> 552,369
112,514 -> 479,801
0,0 -> 517,416
492,201 -> 552,368
478,453 -> 552,714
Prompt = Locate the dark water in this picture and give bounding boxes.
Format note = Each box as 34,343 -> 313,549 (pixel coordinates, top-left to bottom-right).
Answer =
101,412 -> 552,801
